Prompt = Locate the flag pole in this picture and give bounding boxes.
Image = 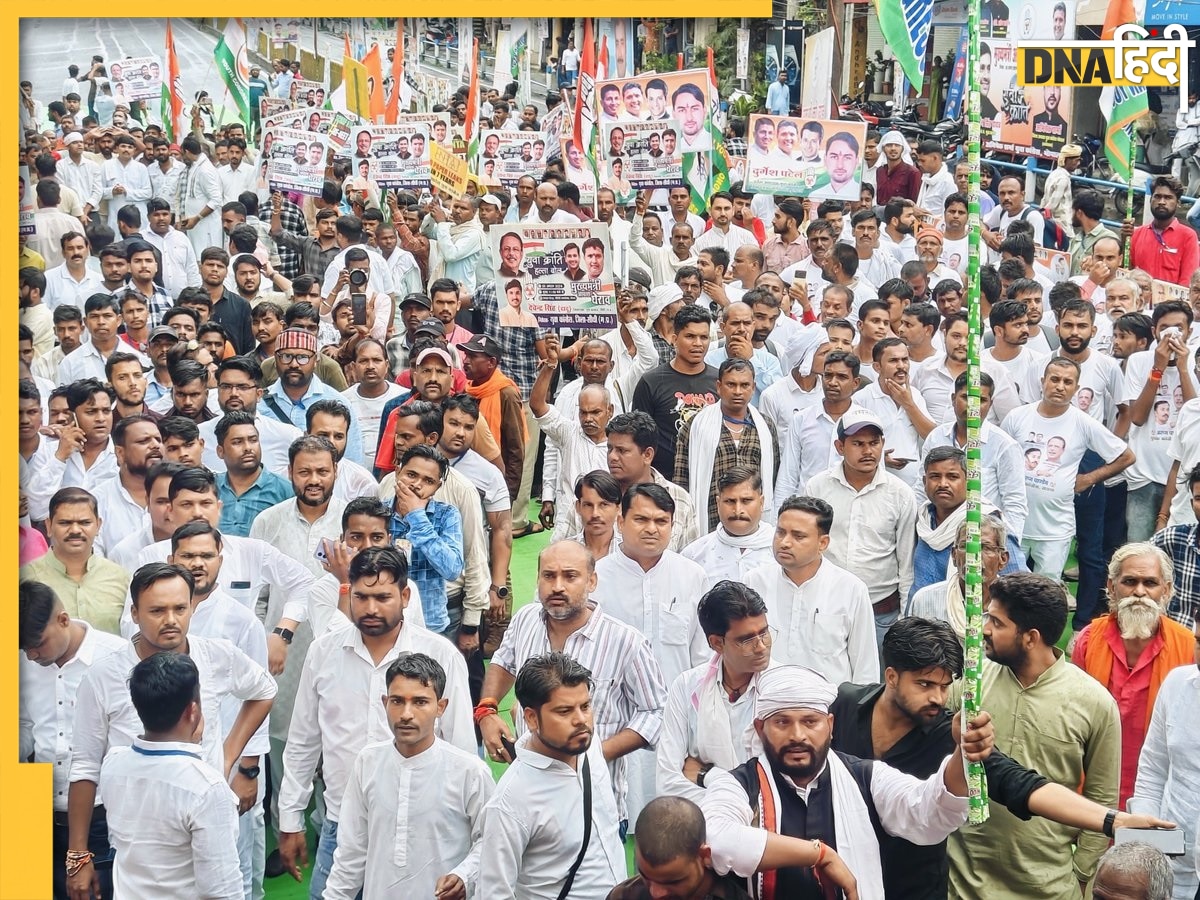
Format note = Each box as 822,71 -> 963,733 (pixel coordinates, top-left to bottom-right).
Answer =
962,0 -> 990,825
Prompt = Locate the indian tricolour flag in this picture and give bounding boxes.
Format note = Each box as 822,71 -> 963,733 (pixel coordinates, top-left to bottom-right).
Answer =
214,18 -> 250,125
875,0 -> 934,90
1099,0 -> 1149,180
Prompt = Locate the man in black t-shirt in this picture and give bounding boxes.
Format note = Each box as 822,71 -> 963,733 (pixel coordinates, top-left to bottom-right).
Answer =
631,304 -> 718,481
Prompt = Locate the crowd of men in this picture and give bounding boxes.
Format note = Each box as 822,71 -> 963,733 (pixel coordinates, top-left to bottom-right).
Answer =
16,48 -> 1200,900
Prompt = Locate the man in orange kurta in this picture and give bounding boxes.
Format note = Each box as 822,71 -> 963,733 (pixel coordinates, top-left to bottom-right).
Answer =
1074,543 -> 1195,806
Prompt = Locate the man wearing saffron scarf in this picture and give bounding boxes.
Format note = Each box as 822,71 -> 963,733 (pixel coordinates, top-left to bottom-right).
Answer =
458,335 -> 526,503
700,665 -> 992,900
1074,542 -> 1195,808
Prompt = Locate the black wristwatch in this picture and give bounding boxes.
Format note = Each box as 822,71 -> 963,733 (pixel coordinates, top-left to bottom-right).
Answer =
697,763 -> 715,788
458,624 -> 479,636
237,764 -> 261,779
272,627 -> 294,644
1102,809 -> 1119,838
490,584 -> 511,599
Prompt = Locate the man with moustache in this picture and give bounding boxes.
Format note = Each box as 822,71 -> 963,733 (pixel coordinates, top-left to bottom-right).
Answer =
477,541 -> 666,822
681,468 -> 775,591
1073,543 -> 1195,808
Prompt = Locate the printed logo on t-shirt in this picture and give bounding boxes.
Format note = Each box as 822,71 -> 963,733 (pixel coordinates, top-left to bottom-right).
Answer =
1022,432 -> 1068,491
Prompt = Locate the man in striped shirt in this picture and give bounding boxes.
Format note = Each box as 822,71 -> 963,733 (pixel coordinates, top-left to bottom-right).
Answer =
476,540 -> 667,824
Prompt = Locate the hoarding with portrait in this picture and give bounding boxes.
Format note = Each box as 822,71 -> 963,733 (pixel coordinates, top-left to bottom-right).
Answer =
745,115 -> 868,199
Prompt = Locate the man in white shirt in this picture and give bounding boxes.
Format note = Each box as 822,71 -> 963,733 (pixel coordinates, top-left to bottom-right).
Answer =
477,540 -> 666,823
913,312 -> 1021,426
630,203 -> 699,287
922,371 -> 1029,541
479,652 -> 628,899
681,467 -> 776,590
42,232 -> 106,312
147,137 -> 187,208
68,562 -> 276,899
590,483 -> 710,818
178,136 -> 225,259
199,356 -> 303,477
58,132 -> 102,222
217,138 -> 259,204
983,175 -> 1046,257
745,495 -> 878,683
99,652 -> 245,900
523,181 -> 582,225
914,141 -> 957,220
656,580 -> 777,804
982,298 -> 1047,403
1001,357 -> 1134,584
878,198 -> 919,266
100,136 -> 152,235
19,581 -> 126,899
804,409 -> 918,647
854,337 -> 937,491
324,653 -> 495,900
144,197 -> 201,300
693,192 -> 759,256
31,182 -> 86,270
852,208 -> 902,289
277,547 -> 474,896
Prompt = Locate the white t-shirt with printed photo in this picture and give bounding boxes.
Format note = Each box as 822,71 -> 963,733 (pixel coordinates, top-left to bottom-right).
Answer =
1167,397 -> 1200,525
1072,351 -> 1125,426
1121,349 -> 1187,491
1001,403 -> 1129,541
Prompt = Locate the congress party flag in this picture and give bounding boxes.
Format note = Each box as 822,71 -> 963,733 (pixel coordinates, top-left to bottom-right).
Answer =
875,0 -> 934,91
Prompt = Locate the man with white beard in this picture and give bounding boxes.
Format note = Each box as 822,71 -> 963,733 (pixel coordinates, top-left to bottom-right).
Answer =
1072,542 -> 1196,809
681,467 -> 775,591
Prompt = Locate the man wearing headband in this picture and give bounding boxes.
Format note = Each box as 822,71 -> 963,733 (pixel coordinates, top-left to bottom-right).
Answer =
700,664 -> 993,899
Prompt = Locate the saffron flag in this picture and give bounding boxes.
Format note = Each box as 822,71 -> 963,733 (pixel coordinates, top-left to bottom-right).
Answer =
597,34 -> 610,83
160,19 -> 184,141
1099,0 -> 1149,181
385,20 -> 412,122
363,45 -> 386,124
874,0 -> 934,91
214,17 -> 250,125
573,19 -> 599,183
464,38 -> 481,164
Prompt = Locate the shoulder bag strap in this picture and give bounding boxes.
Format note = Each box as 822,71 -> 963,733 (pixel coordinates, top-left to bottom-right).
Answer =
261,394 -> 293,426
556,755 -> 593,900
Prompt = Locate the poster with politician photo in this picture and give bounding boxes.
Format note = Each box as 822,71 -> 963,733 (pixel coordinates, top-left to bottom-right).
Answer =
490,223 -> 617,330
475,130 -> 550,187
260,96 -> 290,120
350,124 -> 432,190
270,19 -> 301,48
19,165 -> 34,236
290,79 -> 327,110
561,138 -> 597,205
595,69 -> 713,154
745,115 -> 867,198
108,56 -> 162,103
262,108 -> 310,134
265,127 -> 329,196
982,40 -> 1074,161
600,120 -> 683,190
398,112 -> 453,149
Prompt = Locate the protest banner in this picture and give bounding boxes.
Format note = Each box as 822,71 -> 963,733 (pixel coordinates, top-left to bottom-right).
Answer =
108,56 -> 162,103
326,112 -> 358,151
430,142 -> 469,198
260,97 -> 290,120
349,124 -> 431,190
270,19 -> 300,48
398,112 -> 453,148
490,223 -> 617,330
561,138 -> 598,205
595,69 -> 713,153
475,130 -> 550,187
596,19 -> 637,79
1152,279 -> 1190,306
982,0 -> 1077,160
265,127 -> 330,196
304,110 -> 336,134
1034,246 -> 1074,282
745,115 -> 868,198
262,108 -> 309,133
290,79 -> 328,110
19,166 -> 34,236
600,119 -> 683,190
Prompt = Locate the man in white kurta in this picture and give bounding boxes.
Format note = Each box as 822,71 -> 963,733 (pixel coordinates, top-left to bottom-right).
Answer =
180,138 -> 225,258
744,496 -> 879,685
591,484 -> 710,822
323,656 -> 494,900
101,138 -> 152,234
680,468 -> 775,590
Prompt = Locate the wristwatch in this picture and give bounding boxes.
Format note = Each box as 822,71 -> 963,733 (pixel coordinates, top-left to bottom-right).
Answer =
272,626 -> 294,644
237,764 -> 261,780
490,584 -> 511,599
697,763 -> 715,788
459,624 -> 479,636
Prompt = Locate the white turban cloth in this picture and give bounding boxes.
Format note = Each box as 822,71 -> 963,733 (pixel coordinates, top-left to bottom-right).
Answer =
754,665 -> 837,721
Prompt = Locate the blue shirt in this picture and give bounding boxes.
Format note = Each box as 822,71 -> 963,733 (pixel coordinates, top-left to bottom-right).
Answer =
911,509 -> 1027,600
767,81 -> 791,116
705,345 -> 783,405
387,499 -> 464,633
263,375 -> 364,464
216,468 -> 294,537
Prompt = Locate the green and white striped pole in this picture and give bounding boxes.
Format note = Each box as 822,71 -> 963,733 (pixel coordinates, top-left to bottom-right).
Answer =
963,0 -> 990,825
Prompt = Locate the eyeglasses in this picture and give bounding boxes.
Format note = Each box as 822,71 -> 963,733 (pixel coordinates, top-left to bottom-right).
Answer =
277,352 -> 313,365
217,382 -> 257,393
732,626 -> 777,652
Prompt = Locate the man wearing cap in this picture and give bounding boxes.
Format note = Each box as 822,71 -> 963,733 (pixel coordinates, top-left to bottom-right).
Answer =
1043,144 -> 1081,237
58,133 -> 102,225
459,335 -> 526,504
384,292 -> 435,377
701,664 -> 992,899
100,136 -> 152,235
472,193 -> 505,288
915,227 -> 963,288
263,328 -> 364,464
875,131 -> 922,205
805,408 -> 918,648
646,283 -> 685,367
